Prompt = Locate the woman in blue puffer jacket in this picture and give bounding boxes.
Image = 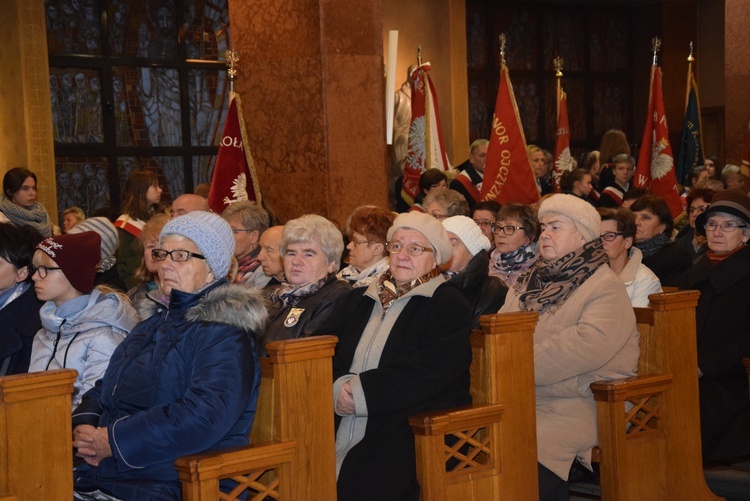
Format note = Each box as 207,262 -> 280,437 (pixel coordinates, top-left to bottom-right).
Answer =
71,211 -> 267,501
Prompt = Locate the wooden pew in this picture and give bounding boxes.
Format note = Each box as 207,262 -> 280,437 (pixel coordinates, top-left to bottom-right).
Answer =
0,369 -> 77,501
175,335 -> 337,500
409,311 -> 539,500
591,290 -> 724,500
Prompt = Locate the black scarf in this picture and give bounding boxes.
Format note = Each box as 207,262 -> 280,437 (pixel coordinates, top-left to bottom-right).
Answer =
634,232 -> 670,260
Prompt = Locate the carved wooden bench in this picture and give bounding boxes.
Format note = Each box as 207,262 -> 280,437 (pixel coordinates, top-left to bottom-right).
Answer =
0,369 -> 77,501
409,311 -> 539,500
591,290 -> 724,500
175,335 -> 338,500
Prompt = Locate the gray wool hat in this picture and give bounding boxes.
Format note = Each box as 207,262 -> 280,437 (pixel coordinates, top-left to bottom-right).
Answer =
538,194 -> 601,243
387,211 -> 452,265
160,211 -> 235,279
69,216 -> 119,272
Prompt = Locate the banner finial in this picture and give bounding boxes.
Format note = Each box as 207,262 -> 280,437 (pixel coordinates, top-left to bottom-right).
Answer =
226,49 -> 239,93
687,41 -> 695,62
499,34 -> 506,66
651,36 -> 662,65
417,44 -> 422,66
553,56 -> 563,78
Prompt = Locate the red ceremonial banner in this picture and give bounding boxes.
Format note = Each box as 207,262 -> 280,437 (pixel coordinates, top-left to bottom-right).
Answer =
551,89 -> 572,193
208,94 -> 262,214
401,63 -> 450,205
635,66 -> 682,218
481,64 -> 540,205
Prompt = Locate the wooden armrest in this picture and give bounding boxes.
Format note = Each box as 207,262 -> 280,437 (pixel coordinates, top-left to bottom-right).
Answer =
175,440 -> 296,483
590,373 -> 673,402
409,404 -> 504,436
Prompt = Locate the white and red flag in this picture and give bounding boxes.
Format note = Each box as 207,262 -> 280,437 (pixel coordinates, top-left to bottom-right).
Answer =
551,88 -> 572,193
634,65 -> 682,218
400,63 -> 451,205
481,64 -> 539,205
208,93 -> 263,214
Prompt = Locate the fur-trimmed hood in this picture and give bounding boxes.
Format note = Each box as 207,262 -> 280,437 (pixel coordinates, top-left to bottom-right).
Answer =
185,283 -> 268,335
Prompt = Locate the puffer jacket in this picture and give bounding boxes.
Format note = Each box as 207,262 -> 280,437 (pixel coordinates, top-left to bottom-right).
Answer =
72,280 -> 267,501
29,288 -> 139,408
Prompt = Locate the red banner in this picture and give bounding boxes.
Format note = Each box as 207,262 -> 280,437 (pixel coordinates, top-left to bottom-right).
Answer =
207,94 -> 262,214
551,89 -> 572,193
481,64 -> 540,205
401,63 -> 450,205
634,66 -> 682,218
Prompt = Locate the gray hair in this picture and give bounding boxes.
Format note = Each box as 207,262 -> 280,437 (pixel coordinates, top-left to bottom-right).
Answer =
280,214 -> 345,272
470,139 -> 489,153
707,212 -> 750,236
423,188 -> 470,217
222,201 -> 269,234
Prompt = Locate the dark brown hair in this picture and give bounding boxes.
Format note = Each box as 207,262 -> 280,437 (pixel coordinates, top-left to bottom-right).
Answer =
121,169 -> 160,221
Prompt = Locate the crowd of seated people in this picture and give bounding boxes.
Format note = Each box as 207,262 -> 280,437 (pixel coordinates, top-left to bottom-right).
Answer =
2,149 -> 750,501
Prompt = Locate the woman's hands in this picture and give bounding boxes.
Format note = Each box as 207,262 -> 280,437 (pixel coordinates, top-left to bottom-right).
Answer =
73,425 -> 113,467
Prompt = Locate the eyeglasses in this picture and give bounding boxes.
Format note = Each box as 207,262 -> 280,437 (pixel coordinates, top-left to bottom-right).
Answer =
385,241 -> 435,257
473,220 -> 494,228
33,266 -> 62,279
703,221 -> 747,233
600,231 -> 624,242
491,224 -> 525,236
350,239 -> 381,247
151,249 -> 206,262
430,212 -> 449,220
687,205 -> 709,215
231,228 -> 256,234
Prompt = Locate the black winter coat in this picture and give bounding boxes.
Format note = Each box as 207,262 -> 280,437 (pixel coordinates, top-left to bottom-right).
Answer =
642,241 -> 692,288
333,280 -> 472,501
680,246 -> 750,461
447,251 -> 508,328
0,284 -> 42,375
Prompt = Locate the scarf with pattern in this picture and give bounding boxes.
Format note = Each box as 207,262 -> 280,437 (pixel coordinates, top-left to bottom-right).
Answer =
515,238 -> 607,315
376,268 -> 440,312
272,274 -> 331,309
492,242 -> 538,278
0,196 -> 52,236
634,232 -> 670,260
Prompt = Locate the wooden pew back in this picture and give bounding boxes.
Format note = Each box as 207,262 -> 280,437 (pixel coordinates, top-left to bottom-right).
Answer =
0,369 -> 77,501
410,311 -> 539,500
177,336 -> 337,500
591,290 -> 723,500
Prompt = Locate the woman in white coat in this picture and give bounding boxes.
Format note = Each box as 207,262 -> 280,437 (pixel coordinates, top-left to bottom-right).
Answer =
500,194 -> 640,500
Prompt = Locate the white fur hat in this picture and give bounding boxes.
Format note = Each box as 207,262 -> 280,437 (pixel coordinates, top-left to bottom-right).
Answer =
538,194 -> 601,242
442,216 -> 491,256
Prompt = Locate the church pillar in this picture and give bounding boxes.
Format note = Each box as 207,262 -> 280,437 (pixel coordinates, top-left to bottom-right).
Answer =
228,0 -> 388,226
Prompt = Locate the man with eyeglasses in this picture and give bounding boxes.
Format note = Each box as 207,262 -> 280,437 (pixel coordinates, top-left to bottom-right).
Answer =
680,190 -> 750,464
472,200 -> 501,253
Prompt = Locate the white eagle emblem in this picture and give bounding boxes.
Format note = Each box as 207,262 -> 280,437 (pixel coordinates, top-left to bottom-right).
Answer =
405,116 -> 427,171
554,147 -> 573,175
223,173 -> 249,205
650,138 -> 673,180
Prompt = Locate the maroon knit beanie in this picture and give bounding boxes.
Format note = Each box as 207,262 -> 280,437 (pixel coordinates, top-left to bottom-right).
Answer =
36,231 -> 101,294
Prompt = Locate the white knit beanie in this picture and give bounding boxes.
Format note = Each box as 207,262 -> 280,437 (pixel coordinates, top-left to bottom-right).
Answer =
538,194 -> 601,242
442,216 -> 491,256
160,211 -> 235,278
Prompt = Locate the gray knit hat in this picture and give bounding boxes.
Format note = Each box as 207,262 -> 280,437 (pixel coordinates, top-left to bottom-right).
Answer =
160,211 -> 235,279
69,217 -> 118,272
387,211 -> 452,265
538,194 -> 601,243
442,216 -> 491,256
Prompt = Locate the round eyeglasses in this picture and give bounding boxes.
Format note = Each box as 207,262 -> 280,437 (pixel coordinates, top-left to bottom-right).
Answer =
151,249 -> 206,262
385,242 -> 434,257
600,231 -> 624,242
703,221 -> 747,233
33,266 -> 62,279
491,224 -> 524,236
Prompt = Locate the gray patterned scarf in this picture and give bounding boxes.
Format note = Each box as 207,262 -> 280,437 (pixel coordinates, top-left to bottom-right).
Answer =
0,196 -> 52,236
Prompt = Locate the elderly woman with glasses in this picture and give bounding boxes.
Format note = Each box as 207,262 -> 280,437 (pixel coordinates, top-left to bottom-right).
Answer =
500,194 -> 639,500
71,211 -> 267,500
338,206 -> 395,288
598,207 -> 662,307
333,211 -> 472,501
489,203 -> 541,287
680,190 -> 750,463
260,214 -> 351,356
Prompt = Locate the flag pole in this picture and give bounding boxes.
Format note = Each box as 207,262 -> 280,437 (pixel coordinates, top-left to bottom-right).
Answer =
226,48 -> 238,96
554,56 -> 563,123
